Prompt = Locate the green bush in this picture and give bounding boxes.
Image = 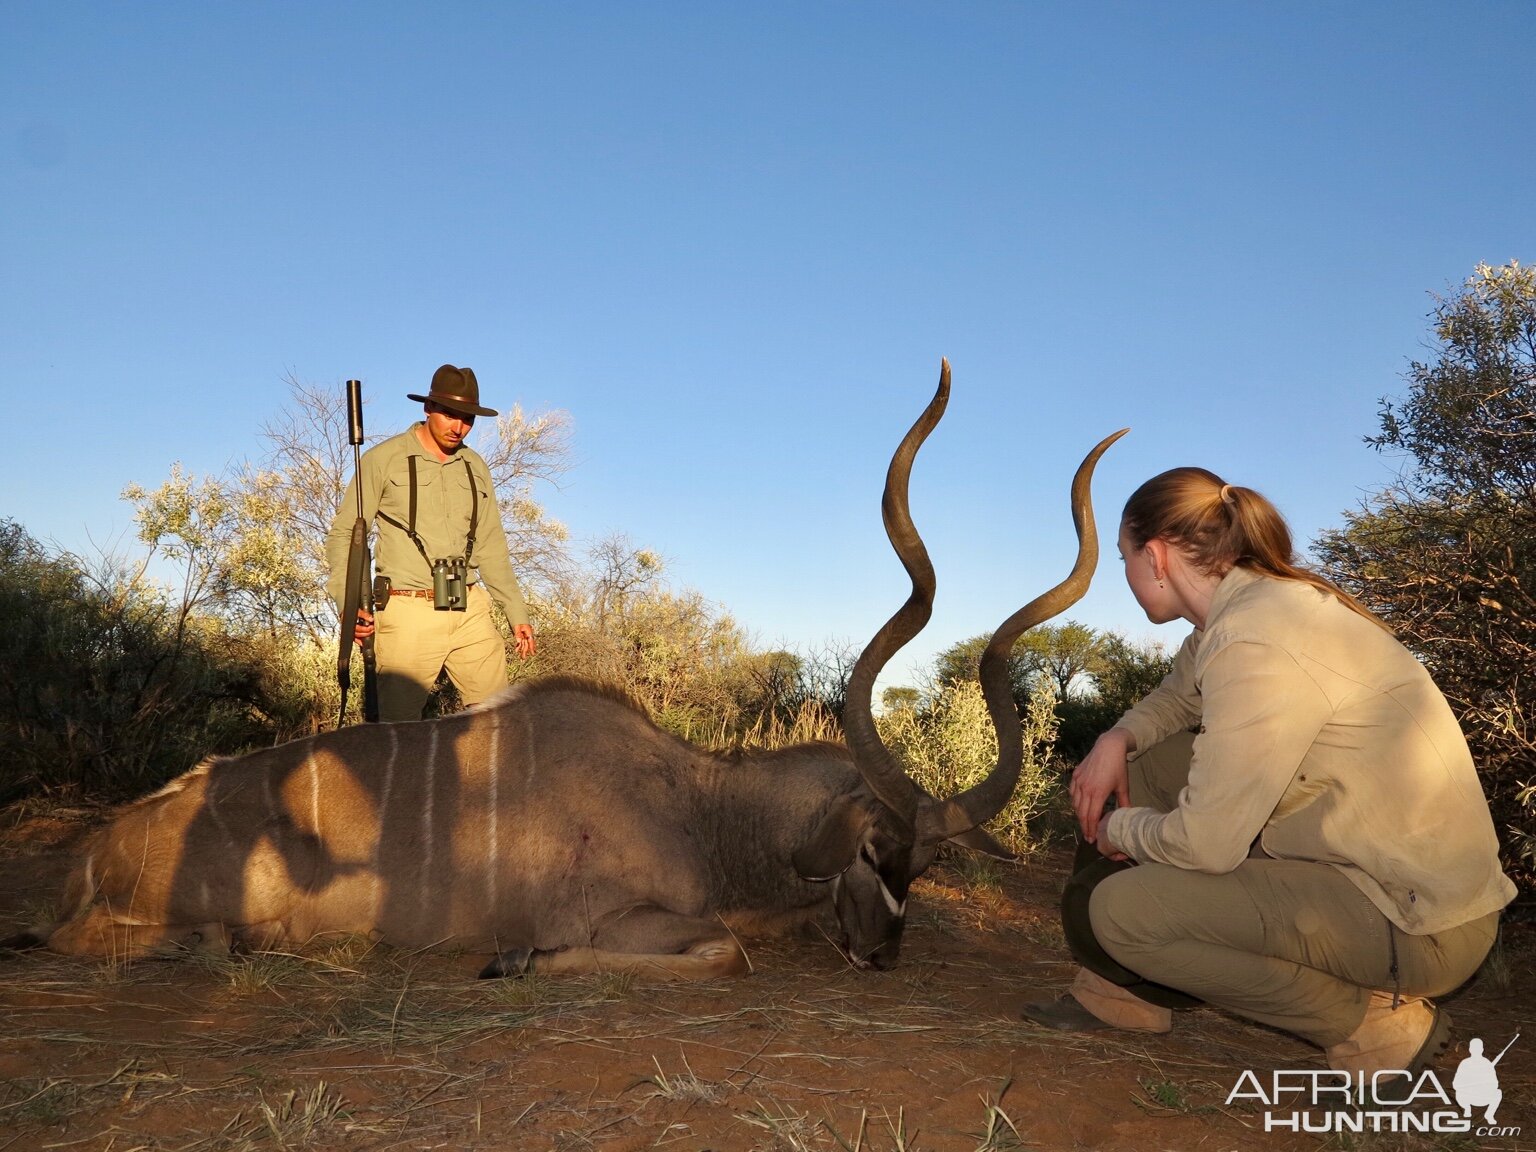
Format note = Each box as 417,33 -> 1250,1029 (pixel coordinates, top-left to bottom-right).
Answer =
0,521 -> 268,802
877,677 -> 1062,852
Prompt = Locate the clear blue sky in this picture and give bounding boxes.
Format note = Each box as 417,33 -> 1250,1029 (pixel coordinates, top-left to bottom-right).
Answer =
4,2 -> 1532,688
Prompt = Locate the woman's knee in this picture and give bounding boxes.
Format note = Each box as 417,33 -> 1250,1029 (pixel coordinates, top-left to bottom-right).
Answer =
1062,855 -> 1139,980
1412,910 -> 1501,997
1088,867 -> 1171,965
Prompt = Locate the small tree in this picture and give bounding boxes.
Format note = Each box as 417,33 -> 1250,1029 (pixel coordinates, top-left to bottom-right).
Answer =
121,462 -> 232,649
1054,633 -> 1174,761
1315,260 -> 1536,892
528,535 -> 768,738
1088,633 -> 1175,720
928,633 -> 1034,706
479,402 -> 576,598
1015,620 -> 1109,699
931,621 -> 1108,703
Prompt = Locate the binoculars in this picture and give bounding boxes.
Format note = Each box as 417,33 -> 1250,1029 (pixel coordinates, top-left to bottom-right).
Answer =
432,557 -> 469,611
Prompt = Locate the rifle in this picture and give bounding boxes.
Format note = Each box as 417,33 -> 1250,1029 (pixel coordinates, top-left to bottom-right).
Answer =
337,378 -> 379,725
1491,1032 -> 1520,1066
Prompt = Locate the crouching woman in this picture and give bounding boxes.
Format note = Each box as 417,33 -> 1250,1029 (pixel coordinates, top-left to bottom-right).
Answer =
1023,467 -> 1515,1079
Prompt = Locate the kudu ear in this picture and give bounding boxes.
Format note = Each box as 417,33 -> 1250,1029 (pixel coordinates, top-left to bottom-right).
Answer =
911,788 -> 1017,861
916,811 -> 1016,860
942,825 -> 1016,861
792,795 -> 874,882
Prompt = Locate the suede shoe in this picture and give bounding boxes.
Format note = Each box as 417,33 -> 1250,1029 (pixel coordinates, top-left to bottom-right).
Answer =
1020,995 -> 1115,1032
1020,969 -> 1175,1034
1326,992 -> 1452,1079
1068,968 -> 1174,1033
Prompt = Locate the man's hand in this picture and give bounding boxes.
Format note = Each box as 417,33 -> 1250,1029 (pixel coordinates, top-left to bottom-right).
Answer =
513,623 -> 536,661
1071,727 -> 1134,846
352,608 -> 375,643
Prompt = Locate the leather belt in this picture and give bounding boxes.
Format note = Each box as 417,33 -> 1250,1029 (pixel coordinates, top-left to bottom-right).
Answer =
388,585 -> 476,599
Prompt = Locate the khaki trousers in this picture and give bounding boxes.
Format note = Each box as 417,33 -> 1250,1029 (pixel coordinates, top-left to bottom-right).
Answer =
1083,733 -> 1498,1046
373,584 -> 508,722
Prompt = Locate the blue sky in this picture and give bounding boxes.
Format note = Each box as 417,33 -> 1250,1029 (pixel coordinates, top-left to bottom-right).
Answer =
3,2 -> 1533,688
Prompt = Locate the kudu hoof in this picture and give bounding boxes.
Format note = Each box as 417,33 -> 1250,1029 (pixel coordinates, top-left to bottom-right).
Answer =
479,947 -> 535,979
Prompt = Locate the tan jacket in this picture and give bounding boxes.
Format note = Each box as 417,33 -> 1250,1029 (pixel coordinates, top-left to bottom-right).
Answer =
325,426 -> 531,628
1106,566 -> 1514,935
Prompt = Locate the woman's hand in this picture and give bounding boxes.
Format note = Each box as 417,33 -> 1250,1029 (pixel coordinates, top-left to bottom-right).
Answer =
1072,728 -> 1134,846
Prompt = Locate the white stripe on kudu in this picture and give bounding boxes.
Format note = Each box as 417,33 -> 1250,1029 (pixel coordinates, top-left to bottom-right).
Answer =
420,726 -> 438,912
206,789 -> 238,855
371,724 -> 399,925
487,711 -> 500,909
308,742 -> 322,839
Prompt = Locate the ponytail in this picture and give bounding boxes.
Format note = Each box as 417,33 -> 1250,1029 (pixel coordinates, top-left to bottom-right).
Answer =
1123,468 -> 1388,630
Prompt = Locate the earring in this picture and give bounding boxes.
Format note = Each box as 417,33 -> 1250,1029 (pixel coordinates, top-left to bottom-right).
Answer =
1158,580 -> 1165,589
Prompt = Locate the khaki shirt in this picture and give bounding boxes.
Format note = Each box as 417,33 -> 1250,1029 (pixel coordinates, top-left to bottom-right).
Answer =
1106,566 -> 1514,935
325,425 -> 531,628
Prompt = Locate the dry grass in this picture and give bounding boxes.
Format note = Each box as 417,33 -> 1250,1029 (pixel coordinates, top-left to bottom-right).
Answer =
735,699 -> 845,750
646,1054 -> 728,1105
1,920 -> 1292,1151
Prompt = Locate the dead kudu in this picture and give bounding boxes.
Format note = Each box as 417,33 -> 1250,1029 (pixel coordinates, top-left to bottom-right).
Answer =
6,364 -> 1125,978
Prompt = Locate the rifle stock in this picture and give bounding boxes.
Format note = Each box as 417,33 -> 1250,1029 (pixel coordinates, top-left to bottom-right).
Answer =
360,602 -> 378,723
338,379 -> 378,725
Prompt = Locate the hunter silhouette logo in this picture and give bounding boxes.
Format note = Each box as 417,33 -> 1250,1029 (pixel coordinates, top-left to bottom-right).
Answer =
1454,1033 -> 1517,1126
1227,1034 -> 1522,1137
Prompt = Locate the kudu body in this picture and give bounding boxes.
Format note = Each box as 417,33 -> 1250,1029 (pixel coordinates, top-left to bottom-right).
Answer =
9,364 -> 1124,978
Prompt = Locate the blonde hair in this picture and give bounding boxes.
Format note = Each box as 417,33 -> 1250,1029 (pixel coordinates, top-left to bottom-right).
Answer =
1122,467 -> 1388,629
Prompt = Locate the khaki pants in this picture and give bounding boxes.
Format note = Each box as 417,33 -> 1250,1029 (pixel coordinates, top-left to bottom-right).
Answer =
1082,733 -> 1498,1046
374,584 -> 508,722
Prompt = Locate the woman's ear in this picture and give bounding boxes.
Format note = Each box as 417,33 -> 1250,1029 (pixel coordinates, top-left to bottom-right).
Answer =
1144,538 -> 1168,584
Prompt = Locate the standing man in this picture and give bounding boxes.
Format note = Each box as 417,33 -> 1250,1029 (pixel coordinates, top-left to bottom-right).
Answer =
326,364 -> 536,722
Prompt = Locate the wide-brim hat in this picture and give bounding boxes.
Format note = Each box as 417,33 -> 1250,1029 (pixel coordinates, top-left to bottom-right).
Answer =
407,364 -> 498,417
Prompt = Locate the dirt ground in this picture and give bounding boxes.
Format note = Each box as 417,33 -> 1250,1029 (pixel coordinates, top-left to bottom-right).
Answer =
1,807 -> 1532,1152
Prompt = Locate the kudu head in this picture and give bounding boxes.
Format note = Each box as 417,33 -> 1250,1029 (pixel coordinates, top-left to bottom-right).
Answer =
795,360 -> 1126,970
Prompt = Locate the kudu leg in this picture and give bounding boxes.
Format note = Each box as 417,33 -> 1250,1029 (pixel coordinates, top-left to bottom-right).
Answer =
479,906 -> 749,981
